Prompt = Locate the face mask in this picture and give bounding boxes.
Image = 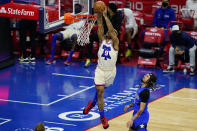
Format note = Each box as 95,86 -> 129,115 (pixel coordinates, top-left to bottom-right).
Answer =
162,2 -> 168,8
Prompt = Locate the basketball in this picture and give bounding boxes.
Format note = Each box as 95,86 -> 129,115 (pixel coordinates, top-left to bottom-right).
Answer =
93,1 -> 106,13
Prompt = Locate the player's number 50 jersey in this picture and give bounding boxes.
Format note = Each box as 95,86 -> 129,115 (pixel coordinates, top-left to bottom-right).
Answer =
97,40 -> 118,71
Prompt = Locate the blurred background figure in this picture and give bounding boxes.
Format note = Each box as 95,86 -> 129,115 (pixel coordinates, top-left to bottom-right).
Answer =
18,19 -> 37,64
186,0 -> 197,30
153,0 -> 175,29
118,8 -> 138,59
163,25 -> 197,76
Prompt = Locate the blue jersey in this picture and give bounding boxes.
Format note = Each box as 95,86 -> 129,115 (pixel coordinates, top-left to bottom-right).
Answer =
132,87 -> 150,130
153,7 -> 175,28
133,87 -> 150,113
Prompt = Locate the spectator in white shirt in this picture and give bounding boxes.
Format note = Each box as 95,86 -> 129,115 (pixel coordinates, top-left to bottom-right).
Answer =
118,8 -> 138,58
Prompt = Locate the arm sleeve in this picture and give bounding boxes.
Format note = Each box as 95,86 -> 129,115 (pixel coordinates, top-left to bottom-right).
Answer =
140,89 -> 150,103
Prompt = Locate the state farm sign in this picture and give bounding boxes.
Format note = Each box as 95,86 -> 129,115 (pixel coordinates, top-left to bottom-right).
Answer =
0,7 -> 35,16
0,2 -> 39,20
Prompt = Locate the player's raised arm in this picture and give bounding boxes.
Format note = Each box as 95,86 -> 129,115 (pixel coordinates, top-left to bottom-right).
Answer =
97,13 -> 104,43
103,9 -> 119,51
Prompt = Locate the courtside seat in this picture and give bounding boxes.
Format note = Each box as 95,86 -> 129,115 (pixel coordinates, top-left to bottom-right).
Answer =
143,14 -> 154,27
179,8 -> 195,31
138,48 -> 159,58
180,18 -> 194,31
137,27 -> 165,67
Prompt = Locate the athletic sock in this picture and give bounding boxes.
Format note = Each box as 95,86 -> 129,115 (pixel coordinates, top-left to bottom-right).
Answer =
50,34 -> 58,59
99,110 -> 105,118
66,50 -> 74,62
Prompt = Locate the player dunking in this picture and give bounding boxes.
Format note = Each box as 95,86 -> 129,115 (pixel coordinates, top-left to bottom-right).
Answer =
83,8 -> 119,129
124,73 -> 157,131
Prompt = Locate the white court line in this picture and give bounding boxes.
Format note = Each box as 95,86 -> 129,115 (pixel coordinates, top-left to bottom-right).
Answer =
47,85 -> 95,106
166,96 -> 197,101
0,85 -> 94,106
57,94 -> 67,97
0,118 -> 11,125
0,74 -> 94,106
80,85 -> 94,88
0,99 -> 48,106
52,73 -> 94,79
44,121 -> 76,126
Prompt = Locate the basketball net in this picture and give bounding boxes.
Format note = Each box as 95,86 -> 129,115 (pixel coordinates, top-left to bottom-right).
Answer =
64,13 -> 97,46
76,18 -> 96,46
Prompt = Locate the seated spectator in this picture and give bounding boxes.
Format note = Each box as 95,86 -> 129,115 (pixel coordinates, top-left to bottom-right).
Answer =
84,3 -> 123,67
163,25 -> 197,76
46,3 -> 83,65
141,0 -> 175,47
186,0 -> 197,30
153,0 -> 175,29
118,8 -> 138,59
34,122 -> 45,131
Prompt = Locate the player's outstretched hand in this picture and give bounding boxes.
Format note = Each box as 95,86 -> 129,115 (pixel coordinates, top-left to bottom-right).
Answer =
124,105 -> 130,112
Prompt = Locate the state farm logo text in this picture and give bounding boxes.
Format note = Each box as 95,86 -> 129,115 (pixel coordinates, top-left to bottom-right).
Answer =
0,7 -> 34,16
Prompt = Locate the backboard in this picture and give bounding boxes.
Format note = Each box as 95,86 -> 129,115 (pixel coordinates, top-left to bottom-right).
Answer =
40,0 -> 94,33
0,0 -> 94,33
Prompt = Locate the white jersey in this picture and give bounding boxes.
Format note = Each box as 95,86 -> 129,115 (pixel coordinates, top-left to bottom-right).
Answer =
97,40 -> 118,71
118,8 -> 138,29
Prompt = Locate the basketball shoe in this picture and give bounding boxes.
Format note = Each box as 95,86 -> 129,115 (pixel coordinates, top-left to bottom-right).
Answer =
100,117 -> 109,129
46,58 -> 56,64
83,100 -> 94,114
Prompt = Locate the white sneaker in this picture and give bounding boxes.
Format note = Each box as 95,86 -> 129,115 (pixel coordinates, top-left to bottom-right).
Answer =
29,57 -> 36,64
163,66 -> 174,73
21,58 -> 30,64
190,67 -> 195,76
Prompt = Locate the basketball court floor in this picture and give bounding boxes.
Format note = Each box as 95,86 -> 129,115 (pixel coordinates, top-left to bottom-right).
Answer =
0,59 -> 197,131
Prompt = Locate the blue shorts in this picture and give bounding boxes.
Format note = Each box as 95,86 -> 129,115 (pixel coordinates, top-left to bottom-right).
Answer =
131,111 -> 149,131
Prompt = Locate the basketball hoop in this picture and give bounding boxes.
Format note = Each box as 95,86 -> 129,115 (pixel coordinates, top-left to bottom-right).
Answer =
64,13 -> 97,46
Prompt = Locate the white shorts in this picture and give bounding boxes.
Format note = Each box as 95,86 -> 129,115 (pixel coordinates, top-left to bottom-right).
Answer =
125,25 -> 138,39
60,28 -> 78,40
94,66 -> 116,87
